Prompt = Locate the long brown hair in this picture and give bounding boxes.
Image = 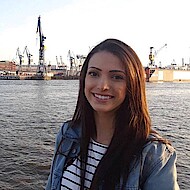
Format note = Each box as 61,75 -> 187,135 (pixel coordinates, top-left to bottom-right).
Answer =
71,39 -> 152,189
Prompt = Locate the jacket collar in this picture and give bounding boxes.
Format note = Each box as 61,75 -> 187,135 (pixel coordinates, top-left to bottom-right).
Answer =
64,121 -> 82,140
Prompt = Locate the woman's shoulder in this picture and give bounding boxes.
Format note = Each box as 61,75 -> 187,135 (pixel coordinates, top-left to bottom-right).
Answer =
140,134 -> 179,189
141,132 -> 177,178
56,120 -> 81,140
53,120 -> 81,152
142,132 -> 175,158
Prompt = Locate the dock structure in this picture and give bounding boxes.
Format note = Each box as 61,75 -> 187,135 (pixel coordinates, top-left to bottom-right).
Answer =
145,68 -> 190,82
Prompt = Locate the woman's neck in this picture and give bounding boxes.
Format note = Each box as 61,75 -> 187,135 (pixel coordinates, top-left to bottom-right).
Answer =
93,112 -> 115,146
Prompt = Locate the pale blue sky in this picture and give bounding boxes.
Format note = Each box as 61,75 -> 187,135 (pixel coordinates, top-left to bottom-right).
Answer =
1,0 -> 190,67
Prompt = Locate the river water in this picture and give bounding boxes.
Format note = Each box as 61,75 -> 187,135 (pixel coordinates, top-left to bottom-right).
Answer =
0,80 -> 189,190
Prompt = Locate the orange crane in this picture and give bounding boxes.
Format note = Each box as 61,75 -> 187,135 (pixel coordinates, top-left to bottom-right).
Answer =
36,15 -> 46,75
23,46 -> 33,69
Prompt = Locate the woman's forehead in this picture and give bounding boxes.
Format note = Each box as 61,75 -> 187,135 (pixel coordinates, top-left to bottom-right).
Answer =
88,51 -> 125,71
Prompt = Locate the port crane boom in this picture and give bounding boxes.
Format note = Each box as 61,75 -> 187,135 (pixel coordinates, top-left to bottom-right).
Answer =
149,43 -> 167,67
68,50 -> 75,70
36,16 -> 46,74
16,47 -> 23,71
23,46 -> 33,68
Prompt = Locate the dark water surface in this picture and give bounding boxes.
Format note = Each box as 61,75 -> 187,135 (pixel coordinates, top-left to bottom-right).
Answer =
0,80 -> 189,190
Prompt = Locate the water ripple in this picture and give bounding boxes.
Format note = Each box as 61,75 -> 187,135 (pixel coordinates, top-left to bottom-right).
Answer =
0,80 -> 189,189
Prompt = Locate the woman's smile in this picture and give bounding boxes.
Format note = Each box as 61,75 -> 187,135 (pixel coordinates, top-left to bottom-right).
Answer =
93,93 -> 114,100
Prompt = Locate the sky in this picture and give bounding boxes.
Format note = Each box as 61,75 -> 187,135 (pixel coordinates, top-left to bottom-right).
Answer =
1,0 -> 190,67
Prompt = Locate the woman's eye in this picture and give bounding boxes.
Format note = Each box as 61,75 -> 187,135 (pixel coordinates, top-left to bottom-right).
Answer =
88,71 -> 98,77
112,75 -> 124,80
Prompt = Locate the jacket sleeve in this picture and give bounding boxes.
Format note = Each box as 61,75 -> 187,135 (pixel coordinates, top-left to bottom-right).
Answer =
45,123 -> 67,190
141,142 -> 180,190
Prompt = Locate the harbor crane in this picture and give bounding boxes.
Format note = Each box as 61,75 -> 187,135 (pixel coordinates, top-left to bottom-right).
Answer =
60,56 -> 67,69
56,56 -> 66,68
23,46 -> 33,69
60,56 -> 64,65
76,54 -> 86,67
56,56 -> 60,66
36,15 -> 46,75
149,43 -> 167,67
68,50 -> 76,70
16,47 -> 23,71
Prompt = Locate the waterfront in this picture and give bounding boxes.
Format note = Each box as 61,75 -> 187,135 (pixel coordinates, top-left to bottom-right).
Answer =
0,80 -> 189,190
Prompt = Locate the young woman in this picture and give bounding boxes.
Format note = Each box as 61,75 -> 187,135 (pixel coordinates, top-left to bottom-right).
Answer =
46,39 -> 179,190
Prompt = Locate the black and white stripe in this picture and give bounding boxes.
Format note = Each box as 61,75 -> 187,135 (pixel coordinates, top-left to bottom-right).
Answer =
61,139 -> 108,190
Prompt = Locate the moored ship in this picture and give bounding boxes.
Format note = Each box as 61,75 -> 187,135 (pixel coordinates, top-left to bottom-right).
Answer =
0,75 -> 20,80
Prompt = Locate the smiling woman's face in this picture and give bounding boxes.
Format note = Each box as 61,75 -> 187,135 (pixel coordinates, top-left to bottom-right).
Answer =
84,51 -> 127,115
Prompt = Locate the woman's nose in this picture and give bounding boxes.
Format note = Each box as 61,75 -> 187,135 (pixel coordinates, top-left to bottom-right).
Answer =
97,77 -> 110,91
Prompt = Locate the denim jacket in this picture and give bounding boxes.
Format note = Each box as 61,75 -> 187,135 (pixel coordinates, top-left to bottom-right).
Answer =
46,122 -> 180,190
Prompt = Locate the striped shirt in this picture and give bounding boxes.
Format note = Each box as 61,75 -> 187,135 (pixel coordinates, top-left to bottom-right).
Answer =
61,139 -> 108,190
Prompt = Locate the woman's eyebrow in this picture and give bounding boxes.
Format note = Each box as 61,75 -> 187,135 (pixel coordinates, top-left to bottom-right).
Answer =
88,66 -> 101,71
109,70 -> 126,74
88,67 -> 125,74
